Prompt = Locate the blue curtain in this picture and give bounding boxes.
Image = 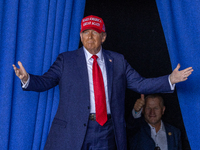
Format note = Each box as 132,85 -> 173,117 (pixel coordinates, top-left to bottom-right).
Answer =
156,1 -> 200,149
0,0 -> 85,149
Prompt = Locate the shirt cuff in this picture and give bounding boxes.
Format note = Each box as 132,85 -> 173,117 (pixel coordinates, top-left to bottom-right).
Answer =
21,74 -> 30,89
168,75 -> 175,90
132,108 -> 142,118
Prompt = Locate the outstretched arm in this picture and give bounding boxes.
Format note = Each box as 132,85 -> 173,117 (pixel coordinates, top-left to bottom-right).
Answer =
170,64 -> 193,85
12,61 -> 28,83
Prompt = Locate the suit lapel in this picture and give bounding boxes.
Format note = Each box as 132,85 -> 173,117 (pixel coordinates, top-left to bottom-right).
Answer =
165,124 -> 173,150
75,47 -> 90,98
102,49 -> 113,104
143,122 -> 154,141
143,121 -> 157,149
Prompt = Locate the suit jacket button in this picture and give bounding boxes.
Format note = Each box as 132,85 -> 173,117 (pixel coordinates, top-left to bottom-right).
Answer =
84,123 -> 86,126
88,106 -> 90,109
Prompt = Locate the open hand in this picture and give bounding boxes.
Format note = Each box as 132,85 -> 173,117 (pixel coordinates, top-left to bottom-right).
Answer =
12,61 -> 28,83
170,64 -> 193,85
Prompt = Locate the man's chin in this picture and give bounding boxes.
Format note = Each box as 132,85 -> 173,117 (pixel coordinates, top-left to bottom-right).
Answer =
148,119 -> 158,125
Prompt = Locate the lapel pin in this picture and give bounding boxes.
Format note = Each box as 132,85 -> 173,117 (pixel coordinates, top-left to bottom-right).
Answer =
109,59 -> 112,62
168,132 -> 172,136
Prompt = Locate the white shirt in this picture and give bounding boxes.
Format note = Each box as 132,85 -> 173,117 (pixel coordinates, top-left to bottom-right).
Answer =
149,121 -> 168,150
83,46 -> 110,114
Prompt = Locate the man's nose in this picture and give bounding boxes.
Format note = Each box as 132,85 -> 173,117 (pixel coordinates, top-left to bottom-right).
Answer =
88,32 -> 93,38
150,109 -> 155,115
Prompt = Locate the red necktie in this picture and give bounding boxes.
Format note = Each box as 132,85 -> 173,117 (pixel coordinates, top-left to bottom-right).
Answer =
92,55 -> 107,126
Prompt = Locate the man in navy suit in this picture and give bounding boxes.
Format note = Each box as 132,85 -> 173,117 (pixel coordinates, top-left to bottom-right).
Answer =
13,15 -> 192,150
127,94 -> 182,150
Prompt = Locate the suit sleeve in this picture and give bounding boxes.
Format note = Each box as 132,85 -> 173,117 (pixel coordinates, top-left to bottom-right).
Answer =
125,59 -> 173,94
23,53 -> 64,92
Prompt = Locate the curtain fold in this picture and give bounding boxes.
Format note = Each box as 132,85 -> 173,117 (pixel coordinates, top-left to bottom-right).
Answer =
0,0 -> 86,149
156,1 -> 200,149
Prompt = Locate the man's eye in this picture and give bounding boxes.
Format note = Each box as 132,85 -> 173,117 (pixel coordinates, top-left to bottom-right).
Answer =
83,30 -> 89,34
93,31 -> 98,34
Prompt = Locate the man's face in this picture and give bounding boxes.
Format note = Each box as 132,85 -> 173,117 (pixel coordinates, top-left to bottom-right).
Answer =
80,29 -> 106,54
143,97 -> 165,127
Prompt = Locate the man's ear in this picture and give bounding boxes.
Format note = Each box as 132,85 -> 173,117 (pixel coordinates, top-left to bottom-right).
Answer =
162,106 -> 166,115
101,32 -> 107,43
80,33 -> 83,41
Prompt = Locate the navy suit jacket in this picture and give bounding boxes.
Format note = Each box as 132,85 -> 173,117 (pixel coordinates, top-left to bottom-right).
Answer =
24,47 -> 173,150
127,116 -> 182,150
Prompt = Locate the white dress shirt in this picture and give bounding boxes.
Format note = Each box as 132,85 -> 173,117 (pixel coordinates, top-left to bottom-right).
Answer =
149,121 -> 168,150
83,46 -> 110,114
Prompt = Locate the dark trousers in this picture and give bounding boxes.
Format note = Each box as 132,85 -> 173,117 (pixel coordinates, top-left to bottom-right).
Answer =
81,118 -> 117,150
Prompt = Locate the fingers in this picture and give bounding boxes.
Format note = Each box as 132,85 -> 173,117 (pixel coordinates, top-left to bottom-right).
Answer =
13,61 -> 22,70
139,94 -> 145,106
176,63 -> 193,73
181,66 -> 193,79
134,94 -> 145,112
18,61 -> 26,71
175,64 -> 193,73
139,96 -> 145,107
185,70 -> 193,77
12,61 -> 27,80
12,64 -> 20,76
183,67 -> 193,73
12,64 -> 17,71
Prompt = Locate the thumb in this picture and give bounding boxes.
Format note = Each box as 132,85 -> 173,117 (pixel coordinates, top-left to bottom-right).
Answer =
18,61 -> 25,71
141,94 -> 145,101
175,63 -> 180,71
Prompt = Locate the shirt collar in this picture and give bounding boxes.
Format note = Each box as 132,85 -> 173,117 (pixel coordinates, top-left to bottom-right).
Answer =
83,46 -> 104,62
148,121 -> 165,133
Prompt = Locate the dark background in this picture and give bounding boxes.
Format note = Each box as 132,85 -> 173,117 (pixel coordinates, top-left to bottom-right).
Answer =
81,0 -> 191,149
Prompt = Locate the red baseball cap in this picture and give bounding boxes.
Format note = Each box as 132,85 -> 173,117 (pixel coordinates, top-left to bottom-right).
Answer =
80,15 -> 105,33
